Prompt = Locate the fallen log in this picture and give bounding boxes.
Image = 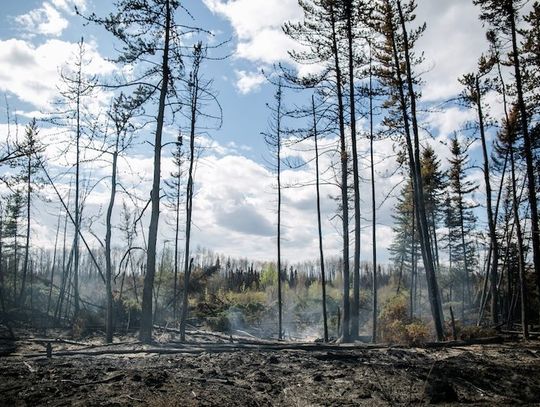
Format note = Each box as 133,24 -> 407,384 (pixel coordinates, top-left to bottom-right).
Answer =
25,338 -> 91,347
154,325 -> 277,345
421,336 -> 504,349
20,339 -> 387,358
500,330 -> 540,337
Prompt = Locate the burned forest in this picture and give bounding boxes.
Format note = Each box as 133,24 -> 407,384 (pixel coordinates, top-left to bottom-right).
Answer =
1,0 -> 540,405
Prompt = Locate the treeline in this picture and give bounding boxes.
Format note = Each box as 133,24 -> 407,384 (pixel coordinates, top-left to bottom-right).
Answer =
266,0 -> 539,342
0,0 -> 539,344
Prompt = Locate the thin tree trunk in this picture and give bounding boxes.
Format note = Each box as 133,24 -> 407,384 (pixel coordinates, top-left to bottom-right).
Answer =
509,144 -> 529,339
312,95 -> 328,343
276,83 -> 283,340
410,206 -> 416,319
369,56 -> 377,343
458,196 -> 471,315
509,5 -> 540,312
18,154 -> 31,307
73,41 -> 82,319
173,152 -> 181,321
329,2 -> 350,342
395,0 -> 444,339
179,45 -> 201,341
345,2 -> 361,340
139,0 -> 171,343
105,146 -> 118,344
0,210 -> 5,312
47,210 -> 62,316
475,75 -> 499,325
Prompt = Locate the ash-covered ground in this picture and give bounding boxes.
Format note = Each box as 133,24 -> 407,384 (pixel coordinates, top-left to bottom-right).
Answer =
1,329 -> 539,406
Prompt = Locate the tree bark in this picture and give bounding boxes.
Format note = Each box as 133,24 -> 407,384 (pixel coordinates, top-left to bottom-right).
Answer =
389,0 -> 444,339
276,83 -> 283,340
312,95 -> 329,343
475,75 -> 499,325
345,1 -> 361,340
139,0 -> 171,343
509,4 -> 540,314
369,58 -> 377,343
105,147 -> 118,344
329,2 -> 351,342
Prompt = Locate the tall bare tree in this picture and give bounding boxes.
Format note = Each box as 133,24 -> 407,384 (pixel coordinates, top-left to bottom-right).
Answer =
311,95 -> 329,342
264,80 -> 285,340
83,0 -> 195,342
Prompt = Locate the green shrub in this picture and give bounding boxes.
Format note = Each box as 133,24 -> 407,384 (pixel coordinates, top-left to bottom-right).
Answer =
378,293 -> 431,345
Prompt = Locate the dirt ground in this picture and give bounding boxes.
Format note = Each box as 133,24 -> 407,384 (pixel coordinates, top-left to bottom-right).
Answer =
1,329 -> 540,406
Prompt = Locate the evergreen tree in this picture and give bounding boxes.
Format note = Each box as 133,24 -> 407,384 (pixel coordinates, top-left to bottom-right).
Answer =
16,119 -> 44,307
474,0 -> 540,306
447,136 -> 478,320
165,134 -> 185,321
420,146 -> 444,271
389,177 -> 420,316
2,191 -> 25,304
373,0 -> 444,339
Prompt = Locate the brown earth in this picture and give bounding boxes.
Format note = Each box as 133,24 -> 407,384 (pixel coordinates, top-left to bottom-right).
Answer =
1,330 -> 539,406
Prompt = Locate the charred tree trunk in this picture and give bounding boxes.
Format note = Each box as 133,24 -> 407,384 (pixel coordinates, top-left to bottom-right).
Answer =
105,147 -> 119,344
329,2 -> 351,342
180,43 -> 202,342
345,1 -> 361,340
312,95 -> 329,343
369,58 -> 377,343
276,83 -> 283,340
139,0 -> 171,343
475,75 -> 499,325
509,5 -> 540,315
395,0 -> 444,339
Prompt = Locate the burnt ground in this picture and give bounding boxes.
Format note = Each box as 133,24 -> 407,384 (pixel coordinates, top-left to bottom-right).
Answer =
1,330 -> 540,406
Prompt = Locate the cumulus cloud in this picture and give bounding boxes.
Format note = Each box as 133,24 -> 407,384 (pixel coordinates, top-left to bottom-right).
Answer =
235,69 -> 266,94
417,0 -> 488,102
0,38 -> 116,109
203,0 -> 303,92
15,2 -> 69,37
205,0 -> 492,103
50,0 -> 87,14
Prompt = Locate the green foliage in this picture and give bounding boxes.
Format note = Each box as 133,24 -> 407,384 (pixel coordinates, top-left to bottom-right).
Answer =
260,263 -> 277,289
378,293 -> 431,345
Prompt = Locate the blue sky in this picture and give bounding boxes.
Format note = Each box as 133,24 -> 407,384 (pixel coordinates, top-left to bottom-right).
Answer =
0,0 -> 500,264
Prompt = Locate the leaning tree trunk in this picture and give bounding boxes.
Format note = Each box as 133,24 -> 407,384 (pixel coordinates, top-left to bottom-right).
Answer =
475,75 -> 499,325
393,0 -> 445,339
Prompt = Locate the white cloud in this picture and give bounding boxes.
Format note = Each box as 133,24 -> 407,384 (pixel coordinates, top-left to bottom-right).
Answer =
51,0 -> 87,14
203,0 -> 302,65
0,38 -> 116,109
426,107 -> 476,139
235,69 -> 266,94
15,2 -> 69,37
417,0 -> 487,102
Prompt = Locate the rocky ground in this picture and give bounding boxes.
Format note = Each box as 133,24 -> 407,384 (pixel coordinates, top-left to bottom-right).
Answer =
1,329 -> 539,406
